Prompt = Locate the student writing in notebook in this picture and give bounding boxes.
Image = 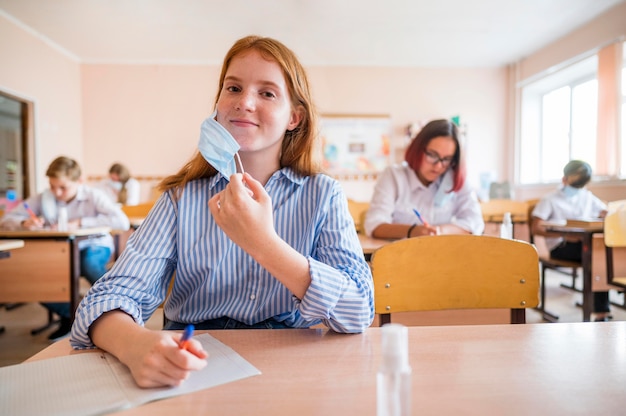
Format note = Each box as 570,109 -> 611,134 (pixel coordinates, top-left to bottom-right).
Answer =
531,160 -> 610,321
71,35 -> 374,388
364,119 -> 484,239
0,156 -> 130,340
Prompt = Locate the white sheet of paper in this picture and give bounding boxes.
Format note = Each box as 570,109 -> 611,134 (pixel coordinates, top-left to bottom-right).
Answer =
0,333 -> 261,416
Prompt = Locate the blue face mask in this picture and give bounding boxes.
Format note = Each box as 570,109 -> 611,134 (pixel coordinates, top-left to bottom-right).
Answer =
198,110 -> 244,181
563,185 -> 582,198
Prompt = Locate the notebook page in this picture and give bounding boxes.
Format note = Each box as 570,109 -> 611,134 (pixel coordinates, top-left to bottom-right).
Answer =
0,352 -> 129,416
0,333 -> 261,416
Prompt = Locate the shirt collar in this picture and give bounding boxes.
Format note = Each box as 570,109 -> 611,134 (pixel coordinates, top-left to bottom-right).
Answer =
207,166 -> 306,191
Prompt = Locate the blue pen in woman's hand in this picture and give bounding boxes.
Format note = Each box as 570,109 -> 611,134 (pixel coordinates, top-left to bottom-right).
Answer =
412,208 -> 429,227
179,324 -> 195,351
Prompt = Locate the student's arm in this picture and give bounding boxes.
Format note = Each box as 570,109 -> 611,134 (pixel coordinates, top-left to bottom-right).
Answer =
81,187 -> 130,230
374,222 -> 438,239
447,187 -> 484,235
90,310 -> 208,388
0,196 -> 45,230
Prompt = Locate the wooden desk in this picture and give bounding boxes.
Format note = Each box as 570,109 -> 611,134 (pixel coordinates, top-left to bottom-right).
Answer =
544,222 -> 604,322
0,239 -> 24,333
27,323 -> 626,415
358,233 -> 392,260
0,239 -> 24,259
128,216 -> 145,230
0,227 -> 110,320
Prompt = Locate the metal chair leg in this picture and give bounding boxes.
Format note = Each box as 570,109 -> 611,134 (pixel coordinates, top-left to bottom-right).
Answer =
30,310 -> 60,336
534,264 -> 560,322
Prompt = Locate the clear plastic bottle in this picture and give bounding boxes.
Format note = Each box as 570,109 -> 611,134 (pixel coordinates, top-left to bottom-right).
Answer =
57,206 -> 68,232
500,211 -> 513,239
377,323 -> 411,416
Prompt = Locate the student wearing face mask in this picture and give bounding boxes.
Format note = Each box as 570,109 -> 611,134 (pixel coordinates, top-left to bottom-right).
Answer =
531,160 -> 609,321
70,35 -> 374,388
100,163 -> 141,206
364,119 -> 484,239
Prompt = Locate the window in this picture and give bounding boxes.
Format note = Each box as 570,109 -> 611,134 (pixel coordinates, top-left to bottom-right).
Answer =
519,56 -> 598,184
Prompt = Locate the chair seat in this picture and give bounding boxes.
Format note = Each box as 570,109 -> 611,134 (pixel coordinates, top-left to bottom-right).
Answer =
539,255 -> 581,269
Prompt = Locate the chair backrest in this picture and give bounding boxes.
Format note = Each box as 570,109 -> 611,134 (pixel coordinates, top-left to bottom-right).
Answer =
604,201 -> 626,289
480,199 -> 529,224
347,199 -> 370,234
121,201 -> 155,218
525,198 -> 541,244
370,234 -> 539,325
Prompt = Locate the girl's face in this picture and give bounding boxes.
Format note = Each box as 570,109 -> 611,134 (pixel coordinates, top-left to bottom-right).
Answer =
216,50 -> 302,164
49,175 -> 79,203
416,136 -> 456,185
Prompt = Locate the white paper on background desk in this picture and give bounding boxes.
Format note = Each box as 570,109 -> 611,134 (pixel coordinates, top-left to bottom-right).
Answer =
0,333 -> 261,416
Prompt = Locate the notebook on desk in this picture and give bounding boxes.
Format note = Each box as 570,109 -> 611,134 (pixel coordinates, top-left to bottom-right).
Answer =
0,333 -> 261,416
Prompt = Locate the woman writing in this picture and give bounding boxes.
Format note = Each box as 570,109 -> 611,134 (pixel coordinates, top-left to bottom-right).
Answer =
364,119 -> 484,239
71,35 -> 374,388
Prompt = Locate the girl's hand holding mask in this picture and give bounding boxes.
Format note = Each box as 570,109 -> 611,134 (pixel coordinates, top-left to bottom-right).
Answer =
209,173 -> 276,253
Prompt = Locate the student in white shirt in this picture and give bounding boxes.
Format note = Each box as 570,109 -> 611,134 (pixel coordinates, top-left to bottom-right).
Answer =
364,119 -> 484,239
532,160 -> 609,321
100,163 -> 141,206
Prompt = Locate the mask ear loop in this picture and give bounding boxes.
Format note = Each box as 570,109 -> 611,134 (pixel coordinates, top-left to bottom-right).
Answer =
235,152 -> 245,174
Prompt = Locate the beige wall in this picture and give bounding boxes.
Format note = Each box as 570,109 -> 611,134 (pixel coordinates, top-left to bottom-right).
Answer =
80,64 -> 507,201
1,3 -> 625,202
518,1 -> 626,83
0,12 -> 83,191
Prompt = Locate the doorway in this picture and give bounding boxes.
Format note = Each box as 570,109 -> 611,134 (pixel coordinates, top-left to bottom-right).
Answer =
0,90 -> 34,215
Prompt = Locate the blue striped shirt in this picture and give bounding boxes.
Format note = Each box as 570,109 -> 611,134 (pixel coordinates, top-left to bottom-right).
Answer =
71,168 -> 374,348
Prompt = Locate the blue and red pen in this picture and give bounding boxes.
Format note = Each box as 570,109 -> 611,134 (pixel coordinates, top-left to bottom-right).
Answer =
23,202 -> 39,221
412,208 -> 429,227
178,324 -> 195,351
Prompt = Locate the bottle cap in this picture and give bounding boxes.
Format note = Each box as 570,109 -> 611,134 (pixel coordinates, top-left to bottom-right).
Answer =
380,323 -> 410,371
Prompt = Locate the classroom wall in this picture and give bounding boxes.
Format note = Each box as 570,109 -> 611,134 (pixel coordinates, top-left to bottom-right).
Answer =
517,1 -> 626,84
0,12 -> 83,191
80,63 -> 507,202
1,4 -> 625,203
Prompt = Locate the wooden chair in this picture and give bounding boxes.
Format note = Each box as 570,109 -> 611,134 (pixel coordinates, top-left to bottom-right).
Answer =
121,201 -> 155,219
604,200 -> 626,290
113,201 -> 157,259
527,199 -> 581,322
480,199 -> 529,238
370,235 -> 539,325
347,199 -> 369,234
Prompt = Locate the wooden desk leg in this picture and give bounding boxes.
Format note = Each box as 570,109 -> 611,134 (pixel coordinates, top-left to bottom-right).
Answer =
581,233 -> 593,322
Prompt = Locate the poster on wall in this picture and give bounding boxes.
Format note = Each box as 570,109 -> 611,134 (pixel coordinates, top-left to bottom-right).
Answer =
320,114 -> 392,175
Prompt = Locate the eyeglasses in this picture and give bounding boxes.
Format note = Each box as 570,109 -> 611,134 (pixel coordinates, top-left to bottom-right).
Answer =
424,150 -> 454,167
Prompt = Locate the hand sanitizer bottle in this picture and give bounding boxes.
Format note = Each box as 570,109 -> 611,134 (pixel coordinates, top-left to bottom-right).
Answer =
57,206 -> 68,232
500,211 -> 513,239
377,323 -> 411,416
